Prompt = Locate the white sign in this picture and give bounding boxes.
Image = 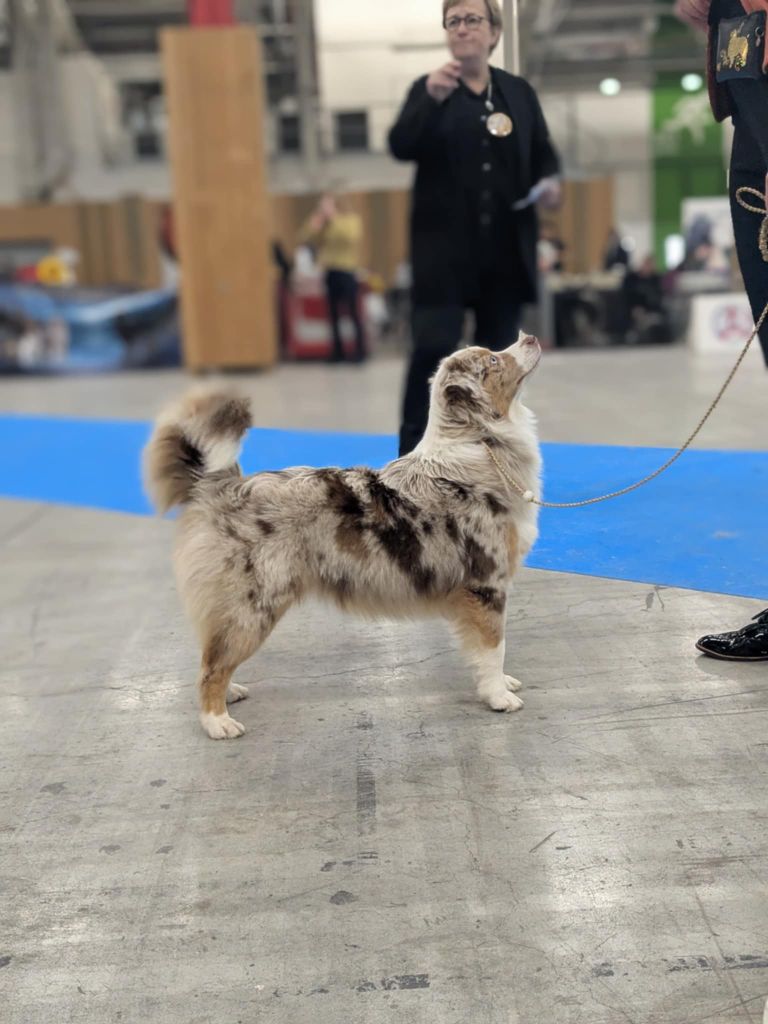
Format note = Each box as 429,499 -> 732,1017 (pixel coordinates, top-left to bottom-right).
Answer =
687,292 -> 758,354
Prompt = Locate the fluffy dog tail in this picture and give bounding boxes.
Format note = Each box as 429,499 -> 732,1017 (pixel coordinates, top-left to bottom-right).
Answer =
143,388 -> 252,513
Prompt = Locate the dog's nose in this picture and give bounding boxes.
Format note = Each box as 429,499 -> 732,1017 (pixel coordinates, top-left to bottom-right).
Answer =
522,334 -> 539,347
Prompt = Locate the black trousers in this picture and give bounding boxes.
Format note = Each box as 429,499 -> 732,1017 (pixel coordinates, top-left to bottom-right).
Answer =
726,77 -> 768,366
399,276 -> 522,456
325,269 -> 365,361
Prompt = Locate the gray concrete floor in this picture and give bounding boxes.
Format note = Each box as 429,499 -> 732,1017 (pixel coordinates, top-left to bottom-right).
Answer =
2,345 -> 768,1024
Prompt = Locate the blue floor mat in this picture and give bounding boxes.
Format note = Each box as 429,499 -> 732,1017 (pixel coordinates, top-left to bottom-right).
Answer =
0,414 -> 765,600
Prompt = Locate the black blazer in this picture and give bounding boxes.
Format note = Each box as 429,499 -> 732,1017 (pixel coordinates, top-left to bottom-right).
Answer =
389,67 -> 560,306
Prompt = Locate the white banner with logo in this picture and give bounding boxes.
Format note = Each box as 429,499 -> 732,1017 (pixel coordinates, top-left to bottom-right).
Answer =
687,292 -> 759,355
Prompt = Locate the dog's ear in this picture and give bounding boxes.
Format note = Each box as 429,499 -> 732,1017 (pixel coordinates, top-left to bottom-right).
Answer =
443,382 -> 482,410
442,374 -> 494,422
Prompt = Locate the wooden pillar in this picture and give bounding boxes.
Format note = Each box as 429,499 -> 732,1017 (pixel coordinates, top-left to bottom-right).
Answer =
161,26 -> 277,370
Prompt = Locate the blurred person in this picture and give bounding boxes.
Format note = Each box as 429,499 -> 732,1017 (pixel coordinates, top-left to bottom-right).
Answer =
679,213 -> 729,271
682,212 -> 714,259
676,0 -> 768,660
622,255 -> 673,344
271,240 -> 293,355
679,240 -> 716,270
271,240 -> 292,285
389,0 -> 561,455
537,236 -> 559,274
301,193 -> 366,364
603,228 -> 631,272
624,254 -> 663,309
538,225 -> 565,273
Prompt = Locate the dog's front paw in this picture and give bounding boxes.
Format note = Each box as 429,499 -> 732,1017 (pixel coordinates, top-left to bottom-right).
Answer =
200,713 -> 246,740
504,675 -> 523,693
487,691 -> 524,714
226,683 -> 250,704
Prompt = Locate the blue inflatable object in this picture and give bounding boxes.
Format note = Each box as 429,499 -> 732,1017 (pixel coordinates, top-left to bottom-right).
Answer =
0,284 -> 180,372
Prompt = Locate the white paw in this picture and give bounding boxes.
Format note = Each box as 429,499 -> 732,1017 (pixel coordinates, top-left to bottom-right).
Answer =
504,675 -> 523,693
200,712 -> 246,740
226,683 -> 250,704
487,691 -> 524,713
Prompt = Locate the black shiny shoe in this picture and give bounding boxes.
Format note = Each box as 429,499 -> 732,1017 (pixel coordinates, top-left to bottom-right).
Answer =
696,608 -> 768,661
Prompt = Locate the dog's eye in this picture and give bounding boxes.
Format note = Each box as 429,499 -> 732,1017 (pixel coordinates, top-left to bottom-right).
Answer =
489,356 -> 499,366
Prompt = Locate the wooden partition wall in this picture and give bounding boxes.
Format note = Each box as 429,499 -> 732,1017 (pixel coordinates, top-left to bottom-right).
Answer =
0,198 -> 162,289
539,178 -> 615,274
161,26 -> 276,371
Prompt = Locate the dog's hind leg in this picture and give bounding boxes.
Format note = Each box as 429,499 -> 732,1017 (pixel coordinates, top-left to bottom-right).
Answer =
447,587 -> 523,714
197,608 -> 283,740
226,682 -> 250,705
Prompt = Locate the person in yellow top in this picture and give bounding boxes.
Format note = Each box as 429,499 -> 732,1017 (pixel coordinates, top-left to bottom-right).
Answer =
302,194 -> 366,363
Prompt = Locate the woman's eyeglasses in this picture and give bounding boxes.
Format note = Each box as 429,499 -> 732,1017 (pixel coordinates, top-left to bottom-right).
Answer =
444,14 -> 488,32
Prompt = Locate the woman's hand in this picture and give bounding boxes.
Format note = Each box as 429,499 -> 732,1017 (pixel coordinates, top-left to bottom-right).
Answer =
674,0 -> 710,29
426,61 -> 462,103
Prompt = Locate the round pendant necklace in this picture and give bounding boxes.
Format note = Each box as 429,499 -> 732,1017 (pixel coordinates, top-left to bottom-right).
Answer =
484,76 -> 514,138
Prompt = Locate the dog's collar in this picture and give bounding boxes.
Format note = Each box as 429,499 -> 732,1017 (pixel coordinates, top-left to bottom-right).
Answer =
483,441 -> 536,504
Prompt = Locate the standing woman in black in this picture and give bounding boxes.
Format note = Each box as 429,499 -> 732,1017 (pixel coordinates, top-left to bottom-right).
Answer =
676,0 -> 768,660
389,0 -> 562,456
676,0 -> 768,366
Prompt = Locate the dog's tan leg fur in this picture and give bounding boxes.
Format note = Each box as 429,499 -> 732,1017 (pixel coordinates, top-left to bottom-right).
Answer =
447,588 -> 523,713
196,599 -> 295,739
199,658 -> 242,738
197,624 -> 267,740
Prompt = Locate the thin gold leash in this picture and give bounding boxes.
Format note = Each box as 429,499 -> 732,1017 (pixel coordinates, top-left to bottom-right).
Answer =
486,186 -> 768,509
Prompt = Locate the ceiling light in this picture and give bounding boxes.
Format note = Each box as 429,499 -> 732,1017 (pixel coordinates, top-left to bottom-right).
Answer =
681,73 -> 704,92
599,78 -> 621,97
